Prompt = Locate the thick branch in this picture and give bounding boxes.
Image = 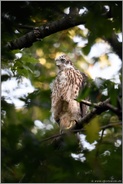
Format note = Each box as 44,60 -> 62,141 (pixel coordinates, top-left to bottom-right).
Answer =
6,12 -> 122,61
76,106 -> 108,129
39,98 -> 122,144
106,32 -> 122,60
6,14 -> 86,50
76,98 -> 110,129
40,98 -> 122,145
81,98 -> 122,120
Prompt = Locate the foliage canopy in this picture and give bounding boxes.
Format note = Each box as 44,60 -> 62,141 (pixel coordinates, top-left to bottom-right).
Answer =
1,1 -> 122,183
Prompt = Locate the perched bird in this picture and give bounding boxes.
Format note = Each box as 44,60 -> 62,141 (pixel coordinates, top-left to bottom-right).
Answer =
50,54 -> 87,132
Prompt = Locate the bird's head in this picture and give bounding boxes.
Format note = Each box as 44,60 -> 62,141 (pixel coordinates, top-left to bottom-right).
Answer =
55,54 -> 73,70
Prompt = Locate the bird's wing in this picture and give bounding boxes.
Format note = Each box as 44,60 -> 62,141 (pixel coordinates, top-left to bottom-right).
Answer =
79,72 -> 88,117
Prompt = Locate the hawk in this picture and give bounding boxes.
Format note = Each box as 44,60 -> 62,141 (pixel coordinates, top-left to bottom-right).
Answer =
50,54 -> 87,132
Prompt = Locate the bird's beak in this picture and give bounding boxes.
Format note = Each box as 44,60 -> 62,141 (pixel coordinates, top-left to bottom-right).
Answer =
55,60 -> 60,66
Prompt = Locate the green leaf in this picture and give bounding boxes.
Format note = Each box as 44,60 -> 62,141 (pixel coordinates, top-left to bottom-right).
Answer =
85,116 -> 100,143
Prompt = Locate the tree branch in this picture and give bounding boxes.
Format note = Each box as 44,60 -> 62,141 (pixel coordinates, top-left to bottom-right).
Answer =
39,122 -> 121,144
80,98 -> 122,120
38,98 -> 121,145
38,98 -> 121,144
5,10 -> 122,61
6,14 -> 86,50
75,98 -> 110,129
80,98 -> 110,108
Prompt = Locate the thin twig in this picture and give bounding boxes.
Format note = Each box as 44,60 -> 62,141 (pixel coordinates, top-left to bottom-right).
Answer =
80,98 -> 110,108
39,132 -> 65,143
39,122 -> 121,144
106,103 -> 121,115
19,174 -> 26,183
100,122 -> 122,130
99,129 -> 105,142
18,25 -> 34,30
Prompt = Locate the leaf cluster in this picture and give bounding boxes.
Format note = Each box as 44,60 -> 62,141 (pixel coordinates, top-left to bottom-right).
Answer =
1,1 -> 122,183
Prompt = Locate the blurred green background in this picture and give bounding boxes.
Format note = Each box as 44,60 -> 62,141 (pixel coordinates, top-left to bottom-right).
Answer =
1,1 -> 122,183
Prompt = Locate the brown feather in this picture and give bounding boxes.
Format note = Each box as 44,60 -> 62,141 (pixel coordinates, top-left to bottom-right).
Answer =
50,54 -> 87,131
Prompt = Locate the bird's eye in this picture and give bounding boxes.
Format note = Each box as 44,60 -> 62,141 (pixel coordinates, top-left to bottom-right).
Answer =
61,58 -> 65,62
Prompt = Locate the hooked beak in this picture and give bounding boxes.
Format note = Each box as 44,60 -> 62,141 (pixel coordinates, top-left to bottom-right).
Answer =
55,60 -> 61,67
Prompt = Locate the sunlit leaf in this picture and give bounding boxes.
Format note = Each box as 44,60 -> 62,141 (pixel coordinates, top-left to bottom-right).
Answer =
85,116 -> 100,143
